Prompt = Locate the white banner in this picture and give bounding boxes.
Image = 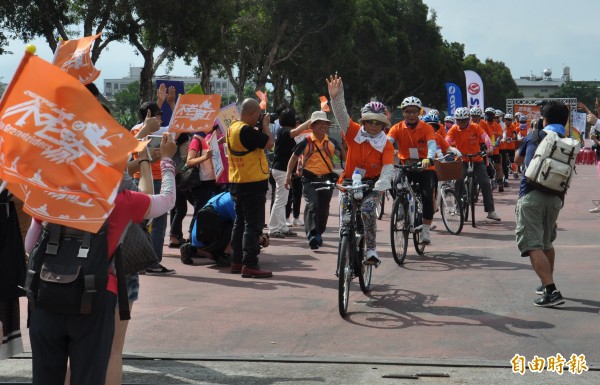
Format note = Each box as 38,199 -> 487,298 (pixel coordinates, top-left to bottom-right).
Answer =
464,70 -> 484,111
208,133 -> 224,180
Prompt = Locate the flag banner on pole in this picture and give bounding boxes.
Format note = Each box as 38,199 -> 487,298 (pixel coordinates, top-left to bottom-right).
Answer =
52,33 -> 102,85
445,83 -> 462,116
464,70 -> 484,110
319,96 -> 331,112
0,51 -> 138,232
256,90 -> 267,110
168,94 -> 221,133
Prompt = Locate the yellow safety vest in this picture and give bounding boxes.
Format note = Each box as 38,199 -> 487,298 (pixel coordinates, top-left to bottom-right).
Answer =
227,120 -> 269,183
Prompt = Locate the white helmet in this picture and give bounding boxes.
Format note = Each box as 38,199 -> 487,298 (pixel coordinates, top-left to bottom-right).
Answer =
495,109 -> 504,117
444,115 -> 455,123
484,107 -> 496,116
400,96 -> 422,110
470,107 -> 483,117
454,107 -> 470,120
504,113 -> 513,120
428,109 -> 439,118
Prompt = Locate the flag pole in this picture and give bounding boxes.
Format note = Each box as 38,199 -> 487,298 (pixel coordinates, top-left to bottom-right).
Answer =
0,45 -> 36,113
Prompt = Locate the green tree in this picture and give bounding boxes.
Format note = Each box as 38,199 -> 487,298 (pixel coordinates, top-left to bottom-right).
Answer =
113,80 -> 141,128
551,81 -> 599,108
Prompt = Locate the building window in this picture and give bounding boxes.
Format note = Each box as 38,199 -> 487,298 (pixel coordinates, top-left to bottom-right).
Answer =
540,88 -> 548,93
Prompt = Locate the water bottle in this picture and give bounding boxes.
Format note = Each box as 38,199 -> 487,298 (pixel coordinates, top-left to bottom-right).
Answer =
352,170 -> 363,200
407,194 -> 415,229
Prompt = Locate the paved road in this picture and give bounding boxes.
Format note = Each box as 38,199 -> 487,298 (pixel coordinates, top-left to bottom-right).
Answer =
2,165 -> 599,384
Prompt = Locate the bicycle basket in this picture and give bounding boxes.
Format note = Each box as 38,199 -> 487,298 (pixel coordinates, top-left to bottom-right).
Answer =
434,160 -> 463,181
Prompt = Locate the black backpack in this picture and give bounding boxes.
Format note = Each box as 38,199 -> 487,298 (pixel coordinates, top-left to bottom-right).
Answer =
24,223 -> 130,320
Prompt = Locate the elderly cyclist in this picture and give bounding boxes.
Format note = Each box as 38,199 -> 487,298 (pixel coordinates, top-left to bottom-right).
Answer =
327,75 -> 395,267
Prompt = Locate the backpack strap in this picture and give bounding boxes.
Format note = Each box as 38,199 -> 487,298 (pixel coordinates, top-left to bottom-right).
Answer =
112,221 -> 133,321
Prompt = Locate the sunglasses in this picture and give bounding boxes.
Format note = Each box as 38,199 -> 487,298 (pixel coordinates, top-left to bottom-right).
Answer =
363,120 -> 385,126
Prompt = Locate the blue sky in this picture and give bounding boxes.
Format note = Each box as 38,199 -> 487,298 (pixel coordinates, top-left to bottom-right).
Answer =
1,0 -> 598,93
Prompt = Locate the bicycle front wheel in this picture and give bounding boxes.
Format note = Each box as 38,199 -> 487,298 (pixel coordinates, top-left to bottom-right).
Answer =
390,197 -> 409,266
440,188 -> 464,235
337,235 -> 352,317
357,234 -> 371,293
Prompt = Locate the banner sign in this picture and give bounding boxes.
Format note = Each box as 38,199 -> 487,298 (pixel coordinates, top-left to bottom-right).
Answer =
445,82 -> 463,116
464,70 -> 484,110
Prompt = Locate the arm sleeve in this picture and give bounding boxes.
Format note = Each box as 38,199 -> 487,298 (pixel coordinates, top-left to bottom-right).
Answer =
330,88 -> 351,135
426,140 -> 437,159
146,158 -> 176,219
481,132 -> 492,150
374,164 -> 394,191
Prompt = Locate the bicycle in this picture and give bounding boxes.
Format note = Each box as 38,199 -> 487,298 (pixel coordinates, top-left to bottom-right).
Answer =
390,162 -> 426,266
434,156 -> 464,235
459,151 -> 487,228
314,179 -> 374,317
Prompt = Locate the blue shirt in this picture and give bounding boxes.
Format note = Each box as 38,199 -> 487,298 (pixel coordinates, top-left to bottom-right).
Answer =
191,192 -> 235,247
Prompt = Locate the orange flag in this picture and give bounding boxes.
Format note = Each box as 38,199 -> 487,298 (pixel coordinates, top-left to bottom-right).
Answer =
319,96 -> 331,112
256,90 -> 267,110
168,94 -> 222,133
0,51 -> 138,232
52,33 -> 101,85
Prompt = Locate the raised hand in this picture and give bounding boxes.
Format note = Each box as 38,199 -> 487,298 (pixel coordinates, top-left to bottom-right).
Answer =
166,86 -> 177,110
326,74 -> 343,99
157,83 -> 167,106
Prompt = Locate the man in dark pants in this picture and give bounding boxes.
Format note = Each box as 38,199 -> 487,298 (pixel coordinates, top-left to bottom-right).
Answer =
226,99 -> 274,278
515,101 -> 570,307
285,111 -> 336,250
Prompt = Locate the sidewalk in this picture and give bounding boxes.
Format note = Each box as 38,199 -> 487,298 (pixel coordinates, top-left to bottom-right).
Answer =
2,165 -> 599,384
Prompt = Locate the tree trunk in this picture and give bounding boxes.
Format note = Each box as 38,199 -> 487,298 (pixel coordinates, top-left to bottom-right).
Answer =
139,51 -> 155,102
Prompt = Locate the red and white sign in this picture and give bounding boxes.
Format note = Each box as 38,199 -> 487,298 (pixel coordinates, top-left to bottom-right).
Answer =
464,70 -> 484,110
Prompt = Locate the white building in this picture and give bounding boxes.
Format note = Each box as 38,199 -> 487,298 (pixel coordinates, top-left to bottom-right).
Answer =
103,66 -> 237,100
513,67 -> 570,98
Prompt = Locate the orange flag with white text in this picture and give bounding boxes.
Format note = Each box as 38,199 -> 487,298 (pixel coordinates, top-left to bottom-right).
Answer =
256,90 -> 267,110
0,51 -> 138,232
319,96 -> 330,112
52,33 -> 101,85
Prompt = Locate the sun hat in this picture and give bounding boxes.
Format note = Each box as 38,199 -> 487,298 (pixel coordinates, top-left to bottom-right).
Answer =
309,111 -> 331,125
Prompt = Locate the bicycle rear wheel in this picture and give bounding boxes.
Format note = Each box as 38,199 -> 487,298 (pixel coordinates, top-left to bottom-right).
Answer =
440,188 -> 464,235
390,197 -> 409,266
357,234 -> 371,293
376,192 -> 385,220
413,198 -> 425,255
337,235 -> 352,317
462,179 -> 470,222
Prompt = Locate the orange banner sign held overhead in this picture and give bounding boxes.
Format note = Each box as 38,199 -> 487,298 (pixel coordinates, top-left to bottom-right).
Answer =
319,96 -> 331,112
0,49 -> 138,232
52,32 -> 102,85
168,94 -> 221,133
256,90 -> 267,110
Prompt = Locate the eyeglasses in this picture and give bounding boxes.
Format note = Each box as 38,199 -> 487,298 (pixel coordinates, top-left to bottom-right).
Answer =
363,120 -> 384,126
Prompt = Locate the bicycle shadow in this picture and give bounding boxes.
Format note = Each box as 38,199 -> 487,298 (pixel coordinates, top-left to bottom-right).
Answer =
345,287 -> 553,337
395,251 -> 531,272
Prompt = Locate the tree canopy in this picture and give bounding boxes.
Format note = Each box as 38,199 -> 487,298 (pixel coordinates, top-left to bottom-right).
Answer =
0,0 -> 524,118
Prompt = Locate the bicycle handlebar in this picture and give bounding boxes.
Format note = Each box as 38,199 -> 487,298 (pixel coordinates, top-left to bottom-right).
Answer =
312,180 -> 372,192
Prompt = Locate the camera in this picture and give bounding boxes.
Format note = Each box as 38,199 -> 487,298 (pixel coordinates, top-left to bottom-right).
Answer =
257,112 -> 277,127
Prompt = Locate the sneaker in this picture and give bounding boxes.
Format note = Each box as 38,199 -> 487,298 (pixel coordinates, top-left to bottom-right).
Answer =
270,231 -> 286,239
589,207 -> 600,213
146,264 -> 176,275
364,249 -> 381,267
309,236 -> 319,250
292,218 -> 304,226
420,228 -> 431,245
498,185 -> 504,193
179,243 -> 194,265
487,211 -> 501,221
282,230 -> 297,237
241,265 -> 273,278
534,290 -> 565,307
230,262 -> 243,274
285,218 -> 293,227
535,284 -> 544,295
